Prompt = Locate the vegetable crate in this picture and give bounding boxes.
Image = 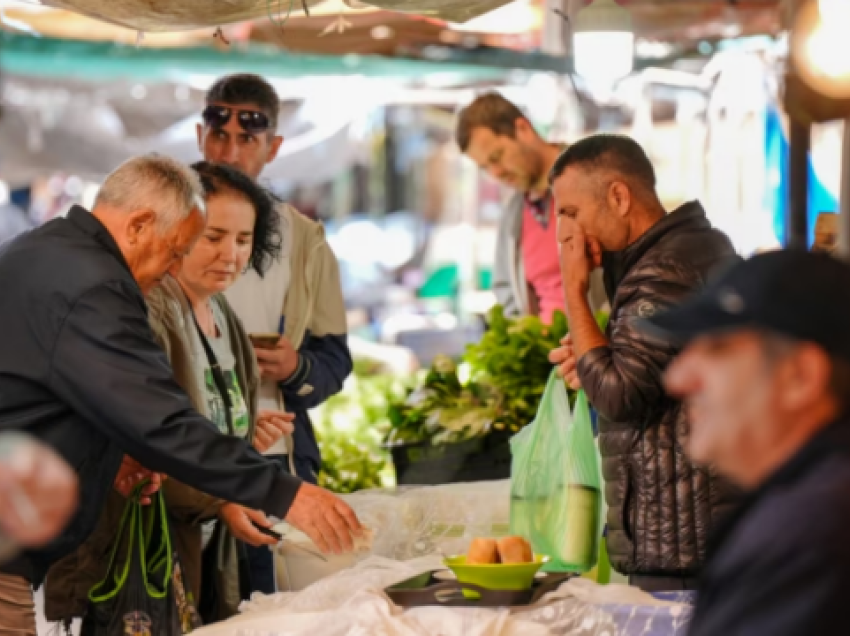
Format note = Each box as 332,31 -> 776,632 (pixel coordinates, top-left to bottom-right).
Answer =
389,431 -> 512,485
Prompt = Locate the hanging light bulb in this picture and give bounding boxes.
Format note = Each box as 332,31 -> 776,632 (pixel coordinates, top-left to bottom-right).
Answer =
573,0 -> 634,83
449,1 -> 540,36
791,0 -> 850,99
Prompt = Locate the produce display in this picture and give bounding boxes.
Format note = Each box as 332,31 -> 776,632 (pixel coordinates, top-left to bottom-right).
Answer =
315,306 -> 609,493
314,358 -> 407,493
386,305 -> 609,447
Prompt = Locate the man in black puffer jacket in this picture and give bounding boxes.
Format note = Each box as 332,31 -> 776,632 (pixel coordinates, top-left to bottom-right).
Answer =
549,134 -> 741,591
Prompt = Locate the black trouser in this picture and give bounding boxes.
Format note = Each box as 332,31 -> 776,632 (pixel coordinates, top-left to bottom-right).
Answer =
629,574 -> 700,592
244,454 -> 319,595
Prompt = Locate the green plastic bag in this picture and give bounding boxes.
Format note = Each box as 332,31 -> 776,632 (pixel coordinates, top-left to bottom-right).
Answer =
510,372 -> 603,572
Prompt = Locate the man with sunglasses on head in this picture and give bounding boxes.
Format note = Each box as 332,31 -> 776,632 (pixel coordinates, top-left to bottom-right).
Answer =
197,74 -> 353,596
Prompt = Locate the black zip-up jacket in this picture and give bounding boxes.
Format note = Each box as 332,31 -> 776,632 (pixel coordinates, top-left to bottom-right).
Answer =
577,201 -> 742,576
0,206 -> 301,586
689,418 -> 850,636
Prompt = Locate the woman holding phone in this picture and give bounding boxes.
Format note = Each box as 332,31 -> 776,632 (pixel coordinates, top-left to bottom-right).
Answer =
45,162 -> 295,625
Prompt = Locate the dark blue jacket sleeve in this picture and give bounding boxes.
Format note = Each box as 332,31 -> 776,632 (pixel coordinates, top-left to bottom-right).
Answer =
279,332 -> 352,411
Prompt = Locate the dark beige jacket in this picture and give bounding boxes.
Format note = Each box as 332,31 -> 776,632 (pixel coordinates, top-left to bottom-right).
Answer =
44,277 -> 260,624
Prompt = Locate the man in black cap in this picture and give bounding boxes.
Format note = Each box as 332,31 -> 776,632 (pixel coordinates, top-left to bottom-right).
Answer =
648,249 -> 850,635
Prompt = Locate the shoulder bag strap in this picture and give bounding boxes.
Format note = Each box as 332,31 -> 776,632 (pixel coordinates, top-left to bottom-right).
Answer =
190,309 -> 235,437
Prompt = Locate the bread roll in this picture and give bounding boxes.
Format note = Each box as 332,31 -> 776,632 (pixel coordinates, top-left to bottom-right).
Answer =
497,536 -> 533,564
467,537 -> 499,564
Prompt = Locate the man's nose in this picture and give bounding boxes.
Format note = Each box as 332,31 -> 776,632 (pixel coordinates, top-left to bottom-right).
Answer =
556,216 -> 575,243
219,141 -> 240,163
664,350 -> 699,398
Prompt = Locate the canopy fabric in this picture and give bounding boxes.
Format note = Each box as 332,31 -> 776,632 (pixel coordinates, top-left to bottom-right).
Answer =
42,0 -> 513,31
0,31 -> 507,82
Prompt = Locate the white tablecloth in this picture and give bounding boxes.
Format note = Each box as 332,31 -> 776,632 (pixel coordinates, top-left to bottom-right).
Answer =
193,556 -> 692,636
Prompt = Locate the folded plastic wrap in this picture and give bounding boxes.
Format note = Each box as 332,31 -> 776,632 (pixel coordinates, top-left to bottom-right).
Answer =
43,0 -> 509,31
343,480 -> 514,561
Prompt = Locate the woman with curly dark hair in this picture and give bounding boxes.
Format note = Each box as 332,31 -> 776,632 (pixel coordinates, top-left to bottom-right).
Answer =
190,161 -> 282,278
148,161 -> 292,618
43,163 -> 294,627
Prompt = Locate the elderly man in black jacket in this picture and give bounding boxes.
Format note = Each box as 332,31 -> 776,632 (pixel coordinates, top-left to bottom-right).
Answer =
0,154 -> 362,632
549,134 -> 740,591
651,251 -> 850,635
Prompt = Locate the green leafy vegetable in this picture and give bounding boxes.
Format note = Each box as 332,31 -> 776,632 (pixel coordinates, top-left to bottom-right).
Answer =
386,305 -> 610,447
314,358 -> 407,493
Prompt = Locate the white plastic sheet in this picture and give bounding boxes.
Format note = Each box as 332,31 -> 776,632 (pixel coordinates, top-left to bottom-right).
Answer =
342,480 -> 514,561
274,481 -> 514,591
192,556 -> 691,636
249,483 -> 693,636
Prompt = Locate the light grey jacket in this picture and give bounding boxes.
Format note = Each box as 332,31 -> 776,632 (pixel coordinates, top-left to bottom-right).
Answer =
493,191 -> 608,318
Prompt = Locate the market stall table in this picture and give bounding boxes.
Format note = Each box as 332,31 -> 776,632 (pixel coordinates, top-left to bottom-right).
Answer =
192,482 -> 693,636
192,554 -> 692,636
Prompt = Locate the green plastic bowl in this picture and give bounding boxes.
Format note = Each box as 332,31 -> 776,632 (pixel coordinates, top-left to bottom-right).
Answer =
443,554 -> 551,599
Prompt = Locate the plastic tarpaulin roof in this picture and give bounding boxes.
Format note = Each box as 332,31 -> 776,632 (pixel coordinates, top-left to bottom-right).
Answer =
42,0 -> 514,31
0,32 -> 508,83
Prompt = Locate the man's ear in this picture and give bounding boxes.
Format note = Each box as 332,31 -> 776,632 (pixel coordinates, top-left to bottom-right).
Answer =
513,117 -> 535,143
126,209 -> 157,245
196,123 -> 205,152
608,181 -> 632,218
267,135 -> 284,165
781,345 -> 832,412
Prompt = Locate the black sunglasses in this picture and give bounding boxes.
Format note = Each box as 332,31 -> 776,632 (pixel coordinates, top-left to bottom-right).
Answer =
202,105 -> 271,135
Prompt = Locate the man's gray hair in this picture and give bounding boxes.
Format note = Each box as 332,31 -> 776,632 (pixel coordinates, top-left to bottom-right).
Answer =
94,154 -> 206,230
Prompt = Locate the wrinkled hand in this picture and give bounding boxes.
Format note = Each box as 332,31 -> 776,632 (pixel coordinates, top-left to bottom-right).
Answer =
557,218 -> 602,297
219,503 -> 279,547
254,336 -> 299,383
0,434 -> 78,548
285,482 -> 364,555
549,334 -> 582,390
114,456 -> 164,505
254,410 -> 295,453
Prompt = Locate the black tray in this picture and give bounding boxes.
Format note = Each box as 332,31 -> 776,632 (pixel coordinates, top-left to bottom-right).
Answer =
385,570 -> 572,608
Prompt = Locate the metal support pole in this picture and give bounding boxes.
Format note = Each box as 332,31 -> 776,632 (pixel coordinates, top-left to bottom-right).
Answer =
787,119 -> 811,250
384,106 -> 402,216
839,119 -> 850,260
541,0 -> 567,56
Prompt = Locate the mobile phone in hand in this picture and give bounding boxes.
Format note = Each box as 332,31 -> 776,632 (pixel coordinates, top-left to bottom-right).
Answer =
252,521 -> 282,540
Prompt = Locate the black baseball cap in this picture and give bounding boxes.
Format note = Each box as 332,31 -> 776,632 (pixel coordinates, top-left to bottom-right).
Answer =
645,249 -> 850,361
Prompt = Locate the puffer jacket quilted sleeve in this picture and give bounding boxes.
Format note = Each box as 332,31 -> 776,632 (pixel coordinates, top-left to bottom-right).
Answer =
576,202 -> 742,577
578,258 -> 698,424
